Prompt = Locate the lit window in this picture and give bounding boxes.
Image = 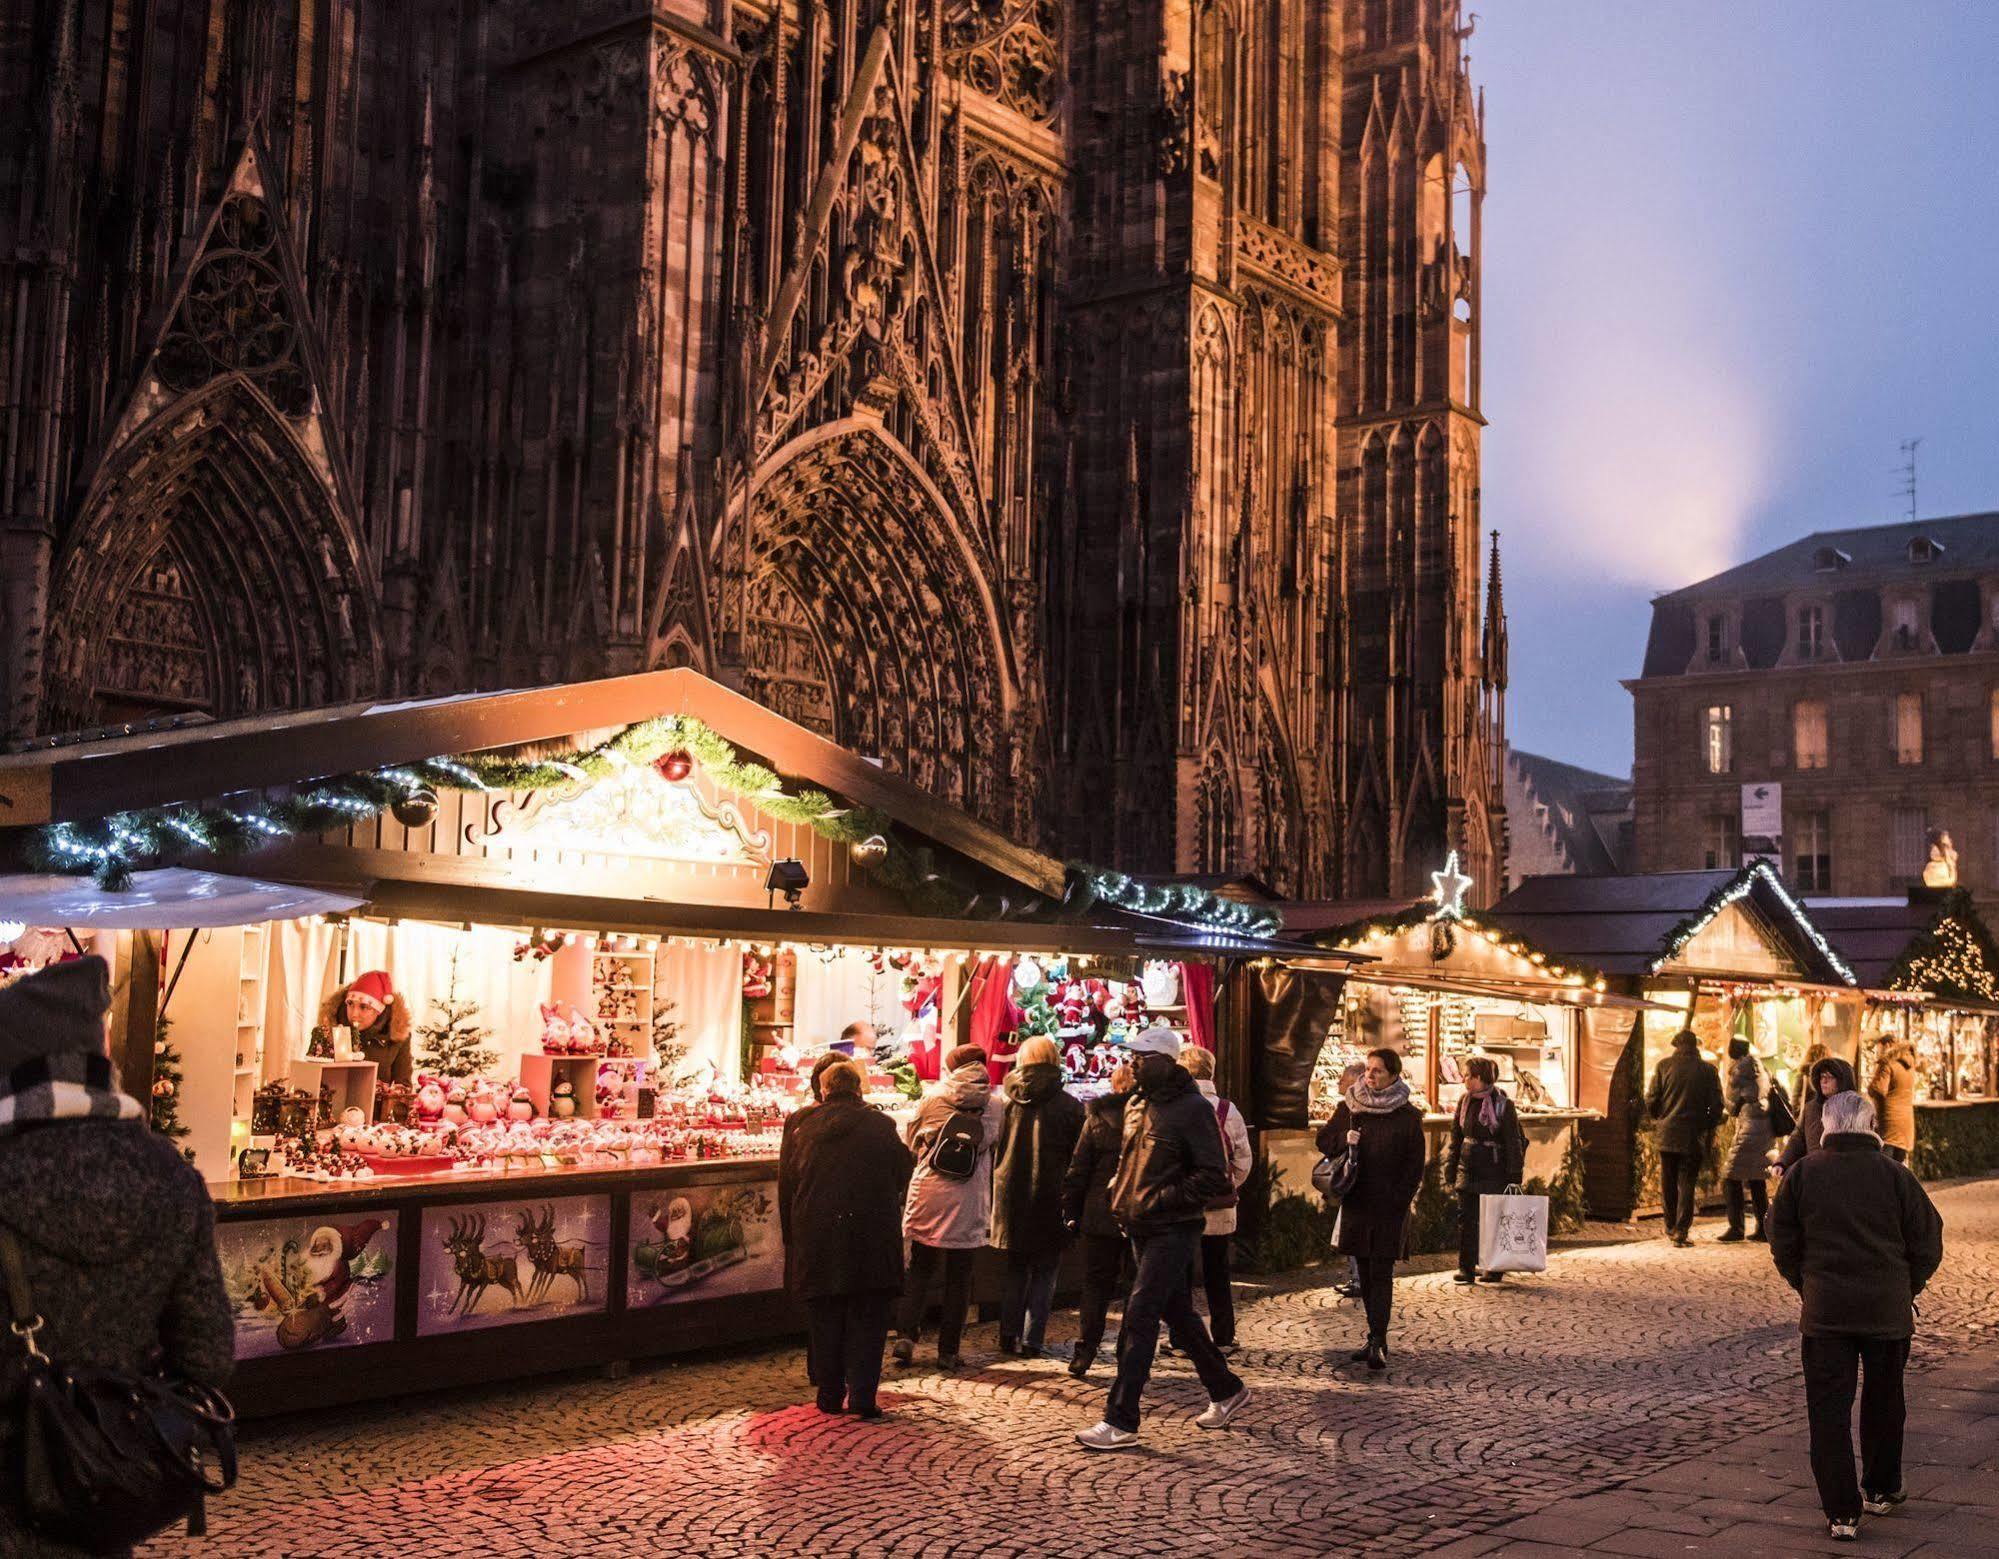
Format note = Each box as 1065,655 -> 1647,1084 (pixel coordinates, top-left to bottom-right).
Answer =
1793,812 -> 1832,892
1991,689 -> 1999,760
1797,605 -> 1826,659
1892,808 -> 1928,878
1794,700 -> 1828,770
1704,814 -> 1739,871
1703,705 -> 1733,775
1896,692 -> 1923,765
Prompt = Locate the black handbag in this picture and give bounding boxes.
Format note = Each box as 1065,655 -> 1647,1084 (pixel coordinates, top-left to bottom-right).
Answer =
1311,1147 -> 1360,1203
0,1229 -> 237,1555
1765,1081 -> 1798,1139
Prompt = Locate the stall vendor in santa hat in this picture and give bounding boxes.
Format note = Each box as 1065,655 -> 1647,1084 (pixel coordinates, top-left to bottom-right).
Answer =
319,970 -> 412,1092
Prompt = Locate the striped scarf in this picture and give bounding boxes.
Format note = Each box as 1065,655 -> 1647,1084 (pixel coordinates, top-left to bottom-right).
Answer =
0,1051 -> 145,1135
1346,1076 -> 1412,1114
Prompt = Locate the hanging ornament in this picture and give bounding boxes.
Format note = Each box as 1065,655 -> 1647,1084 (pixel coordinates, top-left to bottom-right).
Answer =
654,750 -> 695,783
1012,955 -> 1044,991
391,787 -> 439,829
851,834 -> 889,868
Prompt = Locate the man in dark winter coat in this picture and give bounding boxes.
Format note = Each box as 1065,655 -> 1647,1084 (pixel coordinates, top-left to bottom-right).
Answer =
1061,1062 -> 1134,1378
0,957 -> 235,1559
777,1059 -> 913,1418
1075,1027 -> 1247,1451
1646,1029 -> 1724,1246
990,1036 -> 1085,1356
1767,1091 -> 1944,1541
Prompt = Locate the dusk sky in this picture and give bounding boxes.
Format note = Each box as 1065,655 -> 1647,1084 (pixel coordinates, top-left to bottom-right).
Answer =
1477,0 -> 1999,777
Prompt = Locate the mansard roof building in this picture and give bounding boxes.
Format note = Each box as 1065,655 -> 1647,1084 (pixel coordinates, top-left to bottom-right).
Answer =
0,0 -> 1505,901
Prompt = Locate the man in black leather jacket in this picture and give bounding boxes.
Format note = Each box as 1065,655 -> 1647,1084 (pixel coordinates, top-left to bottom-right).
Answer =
1075,1027 -> 1248,1450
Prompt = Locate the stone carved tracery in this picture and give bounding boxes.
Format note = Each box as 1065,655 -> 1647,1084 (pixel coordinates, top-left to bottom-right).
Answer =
944,0 -> 1063,125
740,426 -> 1010,818
154,193 -> 311,418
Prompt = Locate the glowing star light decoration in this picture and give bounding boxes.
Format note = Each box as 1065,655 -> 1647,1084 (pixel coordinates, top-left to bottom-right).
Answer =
1430,852 -> 1474,920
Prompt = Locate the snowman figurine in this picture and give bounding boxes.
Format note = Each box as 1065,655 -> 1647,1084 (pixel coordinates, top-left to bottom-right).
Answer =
551,1080 -> 578,1119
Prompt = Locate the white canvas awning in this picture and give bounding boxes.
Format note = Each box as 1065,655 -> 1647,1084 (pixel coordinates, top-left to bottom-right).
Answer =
0,869 -> 362,931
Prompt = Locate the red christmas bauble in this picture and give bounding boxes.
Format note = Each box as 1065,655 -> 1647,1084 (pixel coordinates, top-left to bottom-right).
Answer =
655,750 -> 694,783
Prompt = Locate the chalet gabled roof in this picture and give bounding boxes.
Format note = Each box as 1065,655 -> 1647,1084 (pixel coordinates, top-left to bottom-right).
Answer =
1490,864 -> 1856,984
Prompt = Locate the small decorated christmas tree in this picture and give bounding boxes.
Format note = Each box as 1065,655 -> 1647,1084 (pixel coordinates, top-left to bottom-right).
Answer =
416,949 -> 497,1078
148,1015 -> 196,1163
652,993 -> 686,1079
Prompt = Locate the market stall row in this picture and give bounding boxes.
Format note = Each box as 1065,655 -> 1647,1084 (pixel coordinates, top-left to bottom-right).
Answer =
0,669 -> 1355,1413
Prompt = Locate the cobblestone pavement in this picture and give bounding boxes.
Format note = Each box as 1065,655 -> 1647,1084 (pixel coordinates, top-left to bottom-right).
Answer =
150,1176 -> 1999,1559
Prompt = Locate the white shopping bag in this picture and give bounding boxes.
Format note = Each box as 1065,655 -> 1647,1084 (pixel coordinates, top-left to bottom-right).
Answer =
1478,1188 -> 1549,1273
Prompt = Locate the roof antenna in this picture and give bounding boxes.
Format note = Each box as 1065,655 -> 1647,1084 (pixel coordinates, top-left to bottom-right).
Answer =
1897,437 -> 1922,523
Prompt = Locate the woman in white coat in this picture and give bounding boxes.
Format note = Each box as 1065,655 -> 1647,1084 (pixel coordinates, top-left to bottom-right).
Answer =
1180,1046 -> 1253,1350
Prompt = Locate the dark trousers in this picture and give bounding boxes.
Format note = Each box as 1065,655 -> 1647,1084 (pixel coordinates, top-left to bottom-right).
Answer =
1074,1233 -> 1129,1363
1167,1232 -> 1238,1349
999,1249 -> 1061,1349
1885,1146 -> 1908,1164
1105,1223 -> 1243,1432
897,1242 -> 973,1357
1802,1335 -> 1910,1521
1659,1149 -> 1700,1238
1196,1233 -> 1235,1346
1723,1177 -> 1770,1234
1457,1178 -> 1508,1274
806,1292 -> 893,1414
1353,1255 -> 1397,1341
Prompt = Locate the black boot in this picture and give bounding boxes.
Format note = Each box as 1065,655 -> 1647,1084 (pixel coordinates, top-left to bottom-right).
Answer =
1348,1340 -> 1373,1362
1365,1336 -> 1387,1372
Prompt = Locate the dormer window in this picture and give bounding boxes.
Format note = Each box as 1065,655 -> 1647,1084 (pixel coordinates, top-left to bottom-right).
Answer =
1908,535 -> 1942,564
1813,546 -> 1851,573
1705,614 -> 1727,664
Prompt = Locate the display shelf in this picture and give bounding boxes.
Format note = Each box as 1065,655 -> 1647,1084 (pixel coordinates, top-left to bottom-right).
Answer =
287,1057 -> 379,1121
520,1052 -> 603,1119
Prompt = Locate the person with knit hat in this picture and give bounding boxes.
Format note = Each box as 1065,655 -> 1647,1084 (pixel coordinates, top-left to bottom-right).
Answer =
319,968 -> 412,1095
0,957 -> 235,1556
892,1042 -> 1006,1369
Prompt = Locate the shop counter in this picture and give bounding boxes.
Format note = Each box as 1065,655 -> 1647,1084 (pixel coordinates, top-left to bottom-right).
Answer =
212,1156 -> 802,1417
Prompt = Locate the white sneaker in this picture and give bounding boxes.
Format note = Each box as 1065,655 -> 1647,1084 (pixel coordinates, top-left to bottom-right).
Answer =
1828,1518 -> 1860,1541
1195,1386 -> 1250,1430
1075,1420 -> 1140,1452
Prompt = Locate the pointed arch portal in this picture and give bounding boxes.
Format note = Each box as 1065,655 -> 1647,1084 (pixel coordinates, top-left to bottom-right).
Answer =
42,377 -> 380,731
734,419 -> 1019,823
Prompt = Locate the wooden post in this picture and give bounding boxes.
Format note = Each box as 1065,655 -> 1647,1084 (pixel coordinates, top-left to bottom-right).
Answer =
111,928 -> 163,1105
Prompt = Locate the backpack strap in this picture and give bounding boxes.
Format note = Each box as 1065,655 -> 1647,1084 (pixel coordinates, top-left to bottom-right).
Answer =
1216,1098 -> 1231,1128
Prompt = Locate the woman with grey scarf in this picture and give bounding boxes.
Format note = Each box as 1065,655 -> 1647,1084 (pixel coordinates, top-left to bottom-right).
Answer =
1315,1049 -> 1428,1371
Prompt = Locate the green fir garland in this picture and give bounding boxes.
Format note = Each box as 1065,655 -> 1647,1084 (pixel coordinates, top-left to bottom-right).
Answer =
24,715 -> 1266,936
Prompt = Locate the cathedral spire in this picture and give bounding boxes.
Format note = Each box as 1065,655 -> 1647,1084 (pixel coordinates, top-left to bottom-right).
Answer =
1483,528 -> 1508,691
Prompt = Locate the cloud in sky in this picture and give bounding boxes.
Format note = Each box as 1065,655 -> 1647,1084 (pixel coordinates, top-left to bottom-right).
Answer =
1474,0 -> 1999,774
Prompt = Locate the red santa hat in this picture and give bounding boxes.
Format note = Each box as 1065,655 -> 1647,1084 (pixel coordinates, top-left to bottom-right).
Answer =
349,970 -> 394,1006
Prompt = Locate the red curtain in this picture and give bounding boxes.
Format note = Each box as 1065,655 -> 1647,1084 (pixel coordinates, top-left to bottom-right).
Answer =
1180,961 -> 1216,1051
967,956 -> 1025,1083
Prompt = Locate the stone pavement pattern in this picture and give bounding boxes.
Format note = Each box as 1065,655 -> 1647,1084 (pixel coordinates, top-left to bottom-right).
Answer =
148,1178 -> 1999,1559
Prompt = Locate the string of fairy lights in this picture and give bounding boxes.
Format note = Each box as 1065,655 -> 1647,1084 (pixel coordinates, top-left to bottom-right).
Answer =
24,714 -> 1270,937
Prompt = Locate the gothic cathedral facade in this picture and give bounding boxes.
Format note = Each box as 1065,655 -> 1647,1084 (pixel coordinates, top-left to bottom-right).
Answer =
0,0 -> 1504,901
